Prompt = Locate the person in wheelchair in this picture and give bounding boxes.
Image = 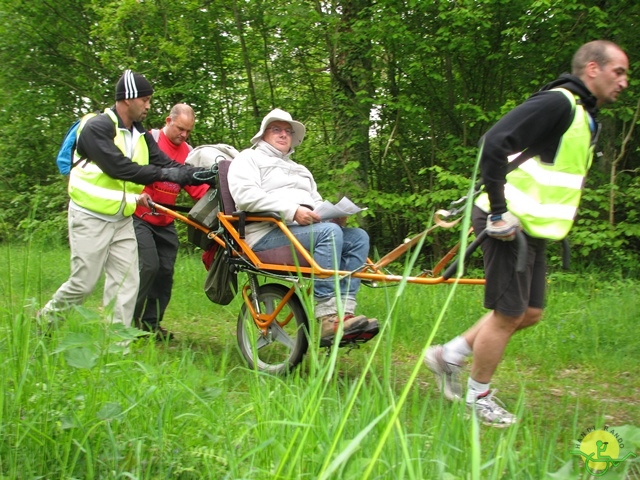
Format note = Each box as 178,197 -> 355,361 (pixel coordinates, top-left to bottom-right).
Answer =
228,108 -> 377,345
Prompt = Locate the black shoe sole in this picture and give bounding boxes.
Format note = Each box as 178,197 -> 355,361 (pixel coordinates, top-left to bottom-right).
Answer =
137,324 -> 175,342
354,321 -> 379,343
320,320 -> 379,348
154,331 -> 175,341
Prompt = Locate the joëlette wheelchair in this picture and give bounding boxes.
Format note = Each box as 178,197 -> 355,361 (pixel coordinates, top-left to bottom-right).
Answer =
150,159 -> 488,375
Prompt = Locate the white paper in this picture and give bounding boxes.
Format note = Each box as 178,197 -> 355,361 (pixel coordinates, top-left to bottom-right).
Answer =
314,196 -> 367,220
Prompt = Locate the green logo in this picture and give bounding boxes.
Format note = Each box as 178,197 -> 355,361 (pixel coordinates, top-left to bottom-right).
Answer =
571,427 -> 637,476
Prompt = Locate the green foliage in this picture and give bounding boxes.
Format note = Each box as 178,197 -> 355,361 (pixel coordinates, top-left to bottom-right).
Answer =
1,245 -> 639,478
0,179 -> 69,245
0,0 -> 639,271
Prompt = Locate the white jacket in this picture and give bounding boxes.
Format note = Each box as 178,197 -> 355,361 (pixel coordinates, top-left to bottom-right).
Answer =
228,141 -> 323,246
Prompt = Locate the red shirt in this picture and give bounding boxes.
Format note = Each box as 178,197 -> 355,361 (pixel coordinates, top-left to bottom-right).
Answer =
134,130 -> 209,226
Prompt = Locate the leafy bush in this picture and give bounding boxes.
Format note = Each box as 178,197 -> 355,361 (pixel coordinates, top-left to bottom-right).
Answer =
1,178 -> 69,245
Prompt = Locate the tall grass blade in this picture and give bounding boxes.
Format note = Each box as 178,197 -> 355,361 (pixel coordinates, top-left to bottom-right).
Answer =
318,407 -> 391,480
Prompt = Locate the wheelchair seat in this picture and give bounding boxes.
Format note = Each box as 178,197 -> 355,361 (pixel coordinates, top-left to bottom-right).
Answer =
218,158 -> 311,268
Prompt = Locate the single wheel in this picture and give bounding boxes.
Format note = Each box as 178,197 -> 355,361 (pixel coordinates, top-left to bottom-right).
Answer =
236,283 -> 309,374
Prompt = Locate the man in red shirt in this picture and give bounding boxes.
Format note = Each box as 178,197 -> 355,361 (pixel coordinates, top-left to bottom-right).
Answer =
133,103 -> 209,340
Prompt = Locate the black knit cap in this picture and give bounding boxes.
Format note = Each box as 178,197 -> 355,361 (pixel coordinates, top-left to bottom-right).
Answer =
115,69 -> 154,100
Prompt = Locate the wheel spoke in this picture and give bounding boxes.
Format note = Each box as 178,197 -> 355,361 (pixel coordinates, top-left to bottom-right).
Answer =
268,321 -> 296,349
236,283 -> 309,374
255,332 -> 270,349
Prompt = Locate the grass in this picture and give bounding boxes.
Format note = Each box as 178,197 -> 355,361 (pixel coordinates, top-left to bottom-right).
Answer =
1,242 -> 639,479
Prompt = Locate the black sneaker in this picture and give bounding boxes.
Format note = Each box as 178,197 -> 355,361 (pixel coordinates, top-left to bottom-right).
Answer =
154,326 -> 175,341
136,321 -> 175,341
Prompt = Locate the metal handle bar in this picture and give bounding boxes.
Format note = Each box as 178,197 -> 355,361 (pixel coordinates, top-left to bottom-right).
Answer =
442,230 -> 527,280
562,238 -> 570,270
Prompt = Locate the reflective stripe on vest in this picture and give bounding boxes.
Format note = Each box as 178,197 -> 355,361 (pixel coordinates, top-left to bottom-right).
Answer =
68,108 -> 148,216
476,88 -> 594,240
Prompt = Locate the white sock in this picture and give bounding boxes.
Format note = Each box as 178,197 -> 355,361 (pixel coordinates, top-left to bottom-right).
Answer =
466,377 -> 490,404
442,336 -> 471,366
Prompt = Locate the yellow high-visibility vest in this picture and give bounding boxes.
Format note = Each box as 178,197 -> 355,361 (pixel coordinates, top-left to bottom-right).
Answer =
68,108 -> 148,216
476,88 -> 594,240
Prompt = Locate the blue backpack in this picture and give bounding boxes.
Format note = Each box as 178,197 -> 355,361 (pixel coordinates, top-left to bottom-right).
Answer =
56,112 -> 98,175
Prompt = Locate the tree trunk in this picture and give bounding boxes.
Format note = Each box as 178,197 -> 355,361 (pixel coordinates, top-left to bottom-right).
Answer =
327,0 -> 374,193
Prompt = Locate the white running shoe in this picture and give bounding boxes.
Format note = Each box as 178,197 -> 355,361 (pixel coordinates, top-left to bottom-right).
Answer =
424,345 -> 463,401
35,309 -> 60,336
467,390 -> 517,428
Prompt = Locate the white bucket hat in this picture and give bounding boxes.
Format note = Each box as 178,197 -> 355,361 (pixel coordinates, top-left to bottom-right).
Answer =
250,108 -> 306,148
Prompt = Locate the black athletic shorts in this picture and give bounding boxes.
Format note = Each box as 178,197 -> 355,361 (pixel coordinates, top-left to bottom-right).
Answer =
472,206 -> 547,317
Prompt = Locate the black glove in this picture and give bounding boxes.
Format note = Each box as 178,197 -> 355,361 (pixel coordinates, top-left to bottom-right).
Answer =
192,166 -> 218,186
160,166 -> 214,186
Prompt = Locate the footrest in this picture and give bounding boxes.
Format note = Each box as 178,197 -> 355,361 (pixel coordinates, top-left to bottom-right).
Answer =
319,320 -> 379,348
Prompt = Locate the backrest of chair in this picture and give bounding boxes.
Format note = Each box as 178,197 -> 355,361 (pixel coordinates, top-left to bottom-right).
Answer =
217,159 -> 236,215
215,157 -> 311,268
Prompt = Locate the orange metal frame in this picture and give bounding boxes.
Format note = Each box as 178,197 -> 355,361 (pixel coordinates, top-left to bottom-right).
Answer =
151,203 -> 484,333
152,203 -> 485,286
241,283 -> 298,329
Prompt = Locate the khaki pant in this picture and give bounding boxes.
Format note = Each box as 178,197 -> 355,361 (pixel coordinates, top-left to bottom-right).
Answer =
42,207 -> 139,327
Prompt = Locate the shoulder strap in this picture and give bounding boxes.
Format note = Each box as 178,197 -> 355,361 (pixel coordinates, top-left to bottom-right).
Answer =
505,89 -> 577,174
71,109 -> 116,171
473,91 -> 578,190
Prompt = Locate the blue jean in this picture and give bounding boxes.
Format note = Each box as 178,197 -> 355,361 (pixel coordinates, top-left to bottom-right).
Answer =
252,222 -> 369,317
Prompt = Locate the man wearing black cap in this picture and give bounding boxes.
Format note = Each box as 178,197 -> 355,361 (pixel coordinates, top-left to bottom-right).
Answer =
38,70 -> 211,336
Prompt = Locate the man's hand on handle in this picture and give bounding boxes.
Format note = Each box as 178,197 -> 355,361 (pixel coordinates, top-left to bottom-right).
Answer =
136,193 -> 152,208
486,212 -> 520,241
